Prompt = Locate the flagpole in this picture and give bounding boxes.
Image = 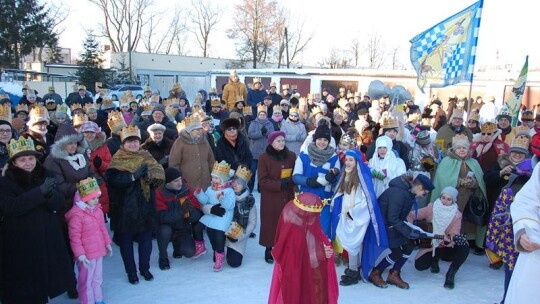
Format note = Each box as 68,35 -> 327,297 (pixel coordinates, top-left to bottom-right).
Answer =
467,0 -> 484,112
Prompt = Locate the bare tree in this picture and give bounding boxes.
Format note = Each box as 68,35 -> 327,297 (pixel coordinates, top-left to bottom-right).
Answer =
390,45 -> 400,70
350,39 -> 361,68
277,14 -> 313,67
319,48 -> 351,69
189,0 -> 222,57
36,2 -> 69,62
228,0 -> 286,68
142,6 -> 187,54
88,0 -> 154,53
365,31 -> 385,69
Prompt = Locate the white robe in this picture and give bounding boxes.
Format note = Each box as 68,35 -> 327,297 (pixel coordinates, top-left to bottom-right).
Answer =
506,162 -> 540,304
369,149 -> 406,198
334,189 -> 370,255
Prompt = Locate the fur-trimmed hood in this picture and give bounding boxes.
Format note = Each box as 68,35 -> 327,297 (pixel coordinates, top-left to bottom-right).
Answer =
50,133 -> 88,159
87,132 -> 107,152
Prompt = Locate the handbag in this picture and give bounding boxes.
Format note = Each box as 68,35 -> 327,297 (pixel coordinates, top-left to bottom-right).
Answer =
463,193 -> 489,226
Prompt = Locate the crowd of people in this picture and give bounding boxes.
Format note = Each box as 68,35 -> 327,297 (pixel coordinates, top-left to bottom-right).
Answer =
0,73 -> 539,304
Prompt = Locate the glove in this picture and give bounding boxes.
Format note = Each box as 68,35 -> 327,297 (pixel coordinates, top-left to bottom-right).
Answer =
136,106 -> 144,116
261,126 -> 268,135
194,187 -> 202,195
227,236 -> 238,243
210,203 -> 225,217
39,177 -> 56,195
306,177 -> 322,188
106,245 -> 113,257
280,179 -> 289,190
93,156 -> 102,169
325,169 -> 339,183
370,169 -> 386,180
78,255 -> 91,269
133,164 -> 148,179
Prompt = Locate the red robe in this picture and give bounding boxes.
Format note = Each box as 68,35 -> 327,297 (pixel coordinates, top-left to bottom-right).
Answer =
268,201 -> 338,304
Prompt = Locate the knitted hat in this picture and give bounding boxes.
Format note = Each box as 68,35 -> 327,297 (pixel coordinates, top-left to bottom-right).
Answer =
152,104 -> 166,115
147,123 -> 166,134
313,124 -> 331,142
80,121 -> 100,133
441,186 -> 458,202
414,174 -> 435,191
416,130 -> 431,146
452,134 -> 470,150
267,131 -> 285,145
165,167 -> 182,184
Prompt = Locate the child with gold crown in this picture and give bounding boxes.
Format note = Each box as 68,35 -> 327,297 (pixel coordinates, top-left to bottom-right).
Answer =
194,160 -> 236,271
65,177 -> 112,304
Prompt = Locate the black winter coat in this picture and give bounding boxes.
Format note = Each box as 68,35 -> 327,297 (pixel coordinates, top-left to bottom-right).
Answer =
0,163 -> 72,304
106,134 -> 122,156
105,168 -> 158,234
215,133 -> 253,170
378,176 -> 416,248
141,138 -> 173,168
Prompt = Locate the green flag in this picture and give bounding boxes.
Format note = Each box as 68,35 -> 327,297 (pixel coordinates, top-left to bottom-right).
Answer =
506,56 -> 528,127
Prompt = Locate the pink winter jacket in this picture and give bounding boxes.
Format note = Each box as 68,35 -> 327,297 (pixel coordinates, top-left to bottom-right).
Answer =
65,201 -> 112,260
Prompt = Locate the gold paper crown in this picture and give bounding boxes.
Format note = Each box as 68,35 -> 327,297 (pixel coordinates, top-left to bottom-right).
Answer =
292,193 -> 330,213
291,85 -> 297,90
514,125 -> 531,137
56,104 -> 68,115
210,87 -> 217,93
468,111 -> 480,122
84,103 -> 97,113
354,92 -> 361,97
407,113 -> 421,123
522,111 -> 534,121
307,93 -> 313,99
76,177 -> 100,200
16,103 -> 28,113
452,134 -> 470,148
176,121 -> 186,133
212,160 -> 231,178
0,104 -> 12,123
347,92 -> 354,99
257,104 -> 267,114
120,125 -> 141,142
143,103 -> 154,112
234,165 -> 252,182
172,83 -> 181,90
210,98 -> 221,107
272,105 -> 281,113
282,84 -> 289,90
191,104 -> 203,115
7,137 -> 37,159
311,106 -> 322,116
144,86 -> 152,92
243,106 -> 253,116
165,105 -> 178,118
480,122 -> 497,133
100,89 -> 109,96
381,113 -> 399,129
333,108 -> 346,118
163,98 -> 177,107
107,110 -> 127,132
451,108 -> 464,119
70,103 -> 83,112
511,135 -> 530,151
73,113 -> 88,127
270,81 -> 277,88
121,94 -> 134,104
289,107 -> 298,115
339,87 -> 346,92
29,105 -> 48,119
101,98 -> 114,110
253,77 -> 261,84
338,98 -> 349,109
0,94 -> 9,101
48,86 -> 55,91
184,115 -> 201,129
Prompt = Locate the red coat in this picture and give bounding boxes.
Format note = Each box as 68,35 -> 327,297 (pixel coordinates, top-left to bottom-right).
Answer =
88,133 -> 112,213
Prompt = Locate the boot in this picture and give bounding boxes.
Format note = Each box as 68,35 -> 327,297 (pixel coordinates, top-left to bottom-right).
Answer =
387,269 -> 409,289
67,288 -> 78,299
430,259 -> 440,273
339,268 -> 360,286
265,247 -> 274,264
334,253 -> 342,266
139,270 -> 154,281
193,240 -> 207,259
172,251 -> 183,259
444,266 -> 458,289
159,257 -> 170,270
213,251 -> 225,272
368,268 -> 388,288
127,273 -> 139,285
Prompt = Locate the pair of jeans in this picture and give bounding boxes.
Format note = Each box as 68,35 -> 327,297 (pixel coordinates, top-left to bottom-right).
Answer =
414,243 -> 470,271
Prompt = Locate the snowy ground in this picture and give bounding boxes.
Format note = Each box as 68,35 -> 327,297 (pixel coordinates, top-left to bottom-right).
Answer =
50,191 -> 504,304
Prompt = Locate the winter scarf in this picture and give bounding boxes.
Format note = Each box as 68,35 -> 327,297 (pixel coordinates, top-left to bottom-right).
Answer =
63,153 -> 87,171
233,188 -> 255,229
108,148 -> 165,200
307,141 -> 336,166
431,198 -> 458,255
474,130 -> 501,156
265,144 -> 289,162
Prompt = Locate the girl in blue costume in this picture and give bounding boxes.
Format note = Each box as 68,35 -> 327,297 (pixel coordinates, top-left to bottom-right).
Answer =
330,150 -> 390,285
293,122 -> 340,237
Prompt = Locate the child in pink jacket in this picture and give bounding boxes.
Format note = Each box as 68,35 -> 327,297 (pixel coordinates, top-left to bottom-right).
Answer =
65,177 -> 112,304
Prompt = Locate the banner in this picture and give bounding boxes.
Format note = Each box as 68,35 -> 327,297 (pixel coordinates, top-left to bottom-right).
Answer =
506,56 -> 528,127
410,0 -> 483,93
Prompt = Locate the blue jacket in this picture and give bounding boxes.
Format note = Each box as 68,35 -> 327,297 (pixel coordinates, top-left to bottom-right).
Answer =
195,187 -> 235,232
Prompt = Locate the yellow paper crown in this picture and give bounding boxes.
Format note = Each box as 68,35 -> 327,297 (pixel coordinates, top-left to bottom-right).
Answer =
100,89 -> 109,96
176,121 -> 186,133
165,105 -> 178,118
522,111 -> 534,121
234,165 -> 252,182
120,125 -> 141,142
210,97 -> 221,107
0,93 -> 9,100
514,125 -> 531,137
253,77 -> 261,84
480,122 -> 497,133
270,81 -> 277,88
107,110 -> 127,133
172,83 -> 181,90
243,106 -> 253,116
0,104 -> 12,124
142,102 -> 154,112
70,103 -> 83,112
257,104 -> 267,114
184,114 -> 201,127
272,105 -> 281,113
292,193 -> 330,213
29,105 -> 49,119
289,107 -> 299,115
452,134 -> 470,148
121,94 -> 134,104
76,177 -> 100,200
191,104 -> 203,115
123,90 -> 133,98
381,113 -> 399,129
468,111 -> 480,122
282,84 -> 289,90
73,113 -> 88,127
56,104 -> 68,115
163,98 -> 177,107
15,103 -> 28,113
511,135 -> 530,151
84,103 -> 97,113
144,86 -> 152,92
212,160 -> 231,180
7,137 -> 37,159
101,97 -> 114,109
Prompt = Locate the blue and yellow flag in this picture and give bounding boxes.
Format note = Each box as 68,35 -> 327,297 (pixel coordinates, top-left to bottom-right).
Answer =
410,0 -> 483,93
506,56 -> 528,127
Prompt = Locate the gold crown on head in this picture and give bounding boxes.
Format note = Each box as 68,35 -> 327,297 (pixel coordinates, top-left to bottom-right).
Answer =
15,103 -> 28,113
282,84 -> 289,90
120,125 -> 141,142
468,111 -> 480,122
452,133 -> 470,148
212,160 -> 231,179
7,137 -> 37,159
70,103 -> 83,112
289,107 -> 299,115
210,97 -> 221,107
73,113 -> 88,127
480,121 -> 497,133
257,104 -> 267,114
162,98 -> 176,107
76,177 -> 100,200
292,193 -> 330,213
100,89 -> 109,96
514,125 -> 531,137
184,114 -> 201,128
0,104 -> 12,124
0,93 -> 9,100
253,77 -> 261,84
172,83 -> 181,90
29,105 -> 48,118
291,85 -> 297,90
243,105 -> 253,116
381,113 -> 399,129
144,86 -> 152,92
123,90 -> 133,98
272,105 -> 281,113
143,103 -> 154,112
121,94 -> 134,104
511,135 -> 530,152
234,165 -> 252,182
56,104 -> 68,114
176,121 -> 186,133
522,111 -> 534,121
107,110 -> 127,132
165,105 -> 178,118
191,104 -> 203,115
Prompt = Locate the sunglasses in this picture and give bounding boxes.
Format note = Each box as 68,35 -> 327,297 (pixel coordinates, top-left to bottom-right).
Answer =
481,133 -> 493,136
226,127 -> 237,131
467,120 -> 477,123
